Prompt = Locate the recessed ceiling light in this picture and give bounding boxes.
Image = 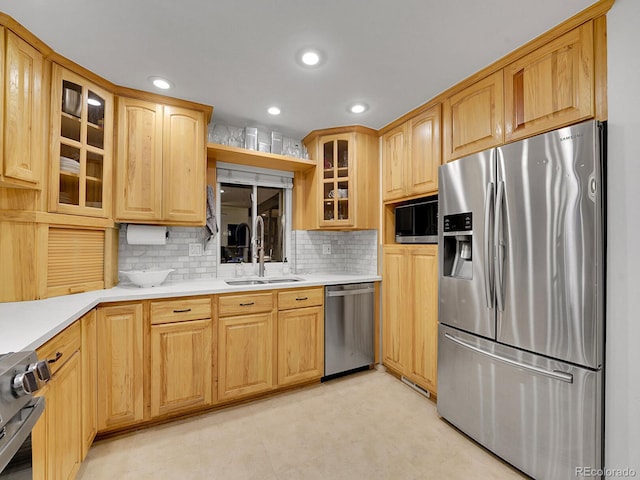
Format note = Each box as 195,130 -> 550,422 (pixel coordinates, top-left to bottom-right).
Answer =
267,106 -> 281,116
87,98 -> 101,107
149,76 -> 173,90
302,51 -> 320,66
349,103 -> 368,114
297,48 -> 325,68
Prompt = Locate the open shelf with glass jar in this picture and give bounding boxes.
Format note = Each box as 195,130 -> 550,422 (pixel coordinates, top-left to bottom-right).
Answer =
49,65 -> 113,217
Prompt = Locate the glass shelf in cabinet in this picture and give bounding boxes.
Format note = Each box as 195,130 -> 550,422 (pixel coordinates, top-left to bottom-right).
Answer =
60,113 -> 81,142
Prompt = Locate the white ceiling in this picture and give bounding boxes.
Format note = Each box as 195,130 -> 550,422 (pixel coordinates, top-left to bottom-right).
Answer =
1,0 -> 596,140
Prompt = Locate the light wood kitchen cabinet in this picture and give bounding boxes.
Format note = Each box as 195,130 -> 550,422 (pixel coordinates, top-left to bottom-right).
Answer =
115,97 -> 206,225
443,71 -> 504,163
0,221 -> 118,302
504,21 -> 594,141
81,310 -> 97,459
97,303 -> 145,431
33,325 -> 83,480
0,28 -> 44,189
218,312 -> 275,400
382,105 -> 441,201
150,297 -> 213,417
295,126 -> 378,230
381,124 -> 406,201
382,246 -> 409,372
49,65 -> 113,217
405,246 -> 438,393
382,245 -> 438,395
277,287 -> 324,386
218,291 -> 275,400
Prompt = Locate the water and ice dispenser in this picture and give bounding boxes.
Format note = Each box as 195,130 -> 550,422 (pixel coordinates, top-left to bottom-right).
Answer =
442,213 -> 473,279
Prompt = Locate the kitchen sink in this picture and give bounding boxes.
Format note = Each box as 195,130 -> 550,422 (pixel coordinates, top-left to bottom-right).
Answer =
264,278 -> 302,283
225,279 -> 267,285
224,277 -> 303,286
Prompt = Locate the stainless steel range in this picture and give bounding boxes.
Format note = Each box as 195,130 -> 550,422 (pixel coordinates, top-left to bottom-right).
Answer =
0,351 -> 50,477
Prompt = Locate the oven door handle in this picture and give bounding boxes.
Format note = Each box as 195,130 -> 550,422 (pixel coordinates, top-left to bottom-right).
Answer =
0,397 -> 45,473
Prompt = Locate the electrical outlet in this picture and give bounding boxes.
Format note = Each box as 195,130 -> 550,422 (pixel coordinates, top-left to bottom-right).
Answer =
189,243 -> 203,256
322,244 -> 331,255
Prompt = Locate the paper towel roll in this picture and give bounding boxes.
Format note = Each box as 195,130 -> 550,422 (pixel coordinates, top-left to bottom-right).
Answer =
126,225 -> 168,245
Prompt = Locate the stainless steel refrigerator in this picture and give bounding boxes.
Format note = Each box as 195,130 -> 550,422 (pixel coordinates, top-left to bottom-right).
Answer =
437,120 -> 605,480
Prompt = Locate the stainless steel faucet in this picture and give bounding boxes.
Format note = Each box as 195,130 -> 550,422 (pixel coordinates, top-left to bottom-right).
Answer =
253,215 -> 265,277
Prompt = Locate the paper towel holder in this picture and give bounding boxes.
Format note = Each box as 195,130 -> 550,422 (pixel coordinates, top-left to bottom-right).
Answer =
125,224 -> 170,245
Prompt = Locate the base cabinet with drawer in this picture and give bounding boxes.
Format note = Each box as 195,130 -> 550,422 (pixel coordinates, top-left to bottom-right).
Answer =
33,322 -> 83,480
150,296 -> 213,417
276,287 -> 324,386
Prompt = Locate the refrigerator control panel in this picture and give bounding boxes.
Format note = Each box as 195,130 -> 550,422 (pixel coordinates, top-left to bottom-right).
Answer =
443,213 -> 472,233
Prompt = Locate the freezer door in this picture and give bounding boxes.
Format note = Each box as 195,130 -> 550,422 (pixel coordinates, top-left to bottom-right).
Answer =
437,324 -> 602,480
438,150 -> 496,339
495,120 -> 604,369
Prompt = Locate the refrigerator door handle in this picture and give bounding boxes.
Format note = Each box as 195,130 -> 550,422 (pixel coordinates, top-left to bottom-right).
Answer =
494,180 -> 506,312
483,182 -> 495,309
444,333 -> 574,383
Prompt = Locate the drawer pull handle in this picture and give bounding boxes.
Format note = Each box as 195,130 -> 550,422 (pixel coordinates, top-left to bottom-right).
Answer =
239,302 -> 255,306
295,297 -> 309,301
48,352 -> 63,364
173,308 -> 192,313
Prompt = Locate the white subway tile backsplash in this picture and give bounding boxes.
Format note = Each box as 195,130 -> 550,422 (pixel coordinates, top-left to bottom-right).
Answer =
118,225 -> 217,284
118,225 -> 378,282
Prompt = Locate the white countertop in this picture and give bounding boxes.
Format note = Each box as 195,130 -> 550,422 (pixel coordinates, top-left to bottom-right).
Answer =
0,274 -> 380,353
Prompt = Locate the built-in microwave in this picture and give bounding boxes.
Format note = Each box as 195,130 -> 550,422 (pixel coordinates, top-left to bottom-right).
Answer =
395,197 -> 438,244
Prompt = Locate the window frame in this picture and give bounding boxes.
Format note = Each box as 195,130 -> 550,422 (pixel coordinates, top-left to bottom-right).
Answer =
216,162 -> 293,278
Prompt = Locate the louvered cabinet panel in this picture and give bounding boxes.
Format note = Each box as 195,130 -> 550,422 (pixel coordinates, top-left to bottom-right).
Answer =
47,227 -> 105,297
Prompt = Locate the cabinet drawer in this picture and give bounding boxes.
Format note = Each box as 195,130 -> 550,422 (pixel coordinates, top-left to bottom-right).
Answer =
37,321 -> 81,375
150,296 -> 212,324
278,287 -> 323,310
219,292 -> 273,317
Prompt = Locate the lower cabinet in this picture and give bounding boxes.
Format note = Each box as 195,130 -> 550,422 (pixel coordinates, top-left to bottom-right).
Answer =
31,288 -> 328,475
277,288 -> 324,386
96,303 -> 145,431
33,326 -> 83,480
150,296 -> 213,417
382,245 -> 438,394
81,310 -> 97,459
218,311 -> 275,401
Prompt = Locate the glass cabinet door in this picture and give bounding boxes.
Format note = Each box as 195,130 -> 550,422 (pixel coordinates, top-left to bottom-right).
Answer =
320,135 -> 352,225
51,66 -> 112,217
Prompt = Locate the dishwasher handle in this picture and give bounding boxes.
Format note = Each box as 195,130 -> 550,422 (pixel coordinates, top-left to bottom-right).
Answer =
326,287 -> 375,297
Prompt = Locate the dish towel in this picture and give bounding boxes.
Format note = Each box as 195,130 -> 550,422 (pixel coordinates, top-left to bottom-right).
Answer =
202,184 -> 218,246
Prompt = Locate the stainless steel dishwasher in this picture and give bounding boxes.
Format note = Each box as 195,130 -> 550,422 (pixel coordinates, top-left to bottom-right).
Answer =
324,283 -> 375,380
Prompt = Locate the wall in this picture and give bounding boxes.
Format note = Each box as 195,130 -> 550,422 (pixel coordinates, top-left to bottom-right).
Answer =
605,0 -> 640,476
292,230 -> 378,275
118,225 -> 378,282
118,225 -> 217,283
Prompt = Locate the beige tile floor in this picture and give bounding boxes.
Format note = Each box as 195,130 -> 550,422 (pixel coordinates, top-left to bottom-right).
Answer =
77,370 -> 527,479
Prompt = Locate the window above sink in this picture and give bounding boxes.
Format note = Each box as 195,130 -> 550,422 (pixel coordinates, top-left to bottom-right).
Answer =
216,162 -> 293,278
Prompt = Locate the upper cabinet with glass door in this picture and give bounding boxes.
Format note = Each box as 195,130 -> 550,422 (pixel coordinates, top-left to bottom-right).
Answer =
296,126 -> 378,231
49,65 -> 113,217
320,135 -> 351,226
